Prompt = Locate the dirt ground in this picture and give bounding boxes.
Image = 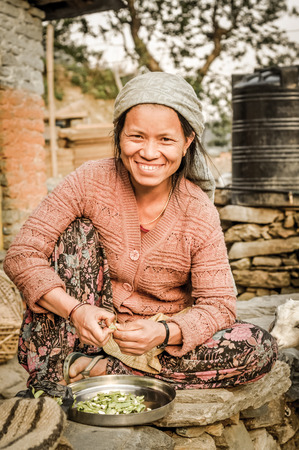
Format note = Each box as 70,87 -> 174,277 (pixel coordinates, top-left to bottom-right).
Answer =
0,356 -> 27,400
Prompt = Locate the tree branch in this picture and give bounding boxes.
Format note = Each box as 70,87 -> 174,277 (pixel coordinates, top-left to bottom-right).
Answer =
127,0 -> 162,71
198,0 -> 233,80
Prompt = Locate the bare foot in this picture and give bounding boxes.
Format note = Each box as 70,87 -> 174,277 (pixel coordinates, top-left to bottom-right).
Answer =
68,356 -> 108,384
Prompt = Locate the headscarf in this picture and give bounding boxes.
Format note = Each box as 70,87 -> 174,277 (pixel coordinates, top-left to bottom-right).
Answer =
113,71 -> 215,201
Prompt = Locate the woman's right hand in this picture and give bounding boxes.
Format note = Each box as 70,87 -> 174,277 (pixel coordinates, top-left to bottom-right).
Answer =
71,304 -> 115,347
39,287 -> 115,347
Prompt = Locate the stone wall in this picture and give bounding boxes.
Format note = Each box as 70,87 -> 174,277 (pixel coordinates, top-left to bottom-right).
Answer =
216,191 -> 299,300
0,0 -> 47,248
0,0 -> 44,94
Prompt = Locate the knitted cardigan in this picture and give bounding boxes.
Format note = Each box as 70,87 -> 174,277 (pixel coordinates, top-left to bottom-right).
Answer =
4,158 -> 236,357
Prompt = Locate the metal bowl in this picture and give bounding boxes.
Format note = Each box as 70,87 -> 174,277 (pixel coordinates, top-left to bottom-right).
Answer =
68,375 -> 176,427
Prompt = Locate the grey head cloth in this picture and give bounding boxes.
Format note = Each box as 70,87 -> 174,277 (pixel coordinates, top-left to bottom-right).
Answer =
113,71 -> 216,202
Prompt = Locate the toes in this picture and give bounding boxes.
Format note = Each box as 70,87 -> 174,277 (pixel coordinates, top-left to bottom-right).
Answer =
67,356 -> 108,384
69,356 -> 89,378
69,374 -> 84,384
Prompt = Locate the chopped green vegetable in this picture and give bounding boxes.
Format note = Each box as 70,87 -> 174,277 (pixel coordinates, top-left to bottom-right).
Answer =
32,387 -> 44,399
54,396 -> 63,405
31,387 -> 63,405
75,391 -> 149,415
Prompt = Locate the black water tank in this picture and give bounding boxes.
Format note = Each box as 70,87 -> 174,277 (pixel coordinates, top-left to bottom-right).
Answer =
232,65 -> 299,207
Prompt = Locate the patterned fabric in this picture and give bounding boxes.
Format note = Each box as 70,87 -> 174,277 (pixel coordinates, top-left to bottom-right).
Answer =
113,72 -> 215,200
18,219 -> 277,389
107,321 -> 277,389
18,219 -> 113,386
4,159 -> 236,357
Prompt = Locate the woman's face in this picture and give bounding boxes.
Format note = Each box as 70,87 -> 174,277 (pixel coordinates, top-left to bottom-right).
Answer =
119,104 -> 194,191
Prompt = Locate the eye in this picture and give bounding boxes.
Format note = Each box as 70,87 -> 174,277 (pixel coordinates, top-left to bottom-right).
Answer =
130,134 -> 142,139
161,137 -> 173,142
124,131 -> 143,139
295,324 -> 299,329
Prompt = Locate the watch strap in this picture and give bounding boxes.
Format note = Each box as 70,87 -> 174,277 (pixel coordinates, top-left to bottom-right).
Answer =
157,320 -> 170,349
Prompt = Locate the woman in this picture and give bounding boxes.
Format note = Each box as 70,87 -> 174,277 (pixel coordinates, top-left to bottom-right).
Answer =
4,72 -> 277,389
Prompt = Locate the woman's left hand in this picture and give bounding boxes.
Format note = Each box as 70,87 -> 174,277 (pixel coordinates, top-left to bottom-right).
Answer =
113,319 -> 166,355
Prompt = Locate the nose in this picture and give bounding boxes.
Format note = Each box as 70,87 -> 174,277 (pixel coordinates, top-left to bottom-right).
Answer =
139,139 -> 159,160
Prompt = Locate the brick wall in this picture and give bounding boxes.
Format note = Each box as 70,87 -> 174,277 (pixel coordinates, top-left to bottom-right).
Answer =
0,88 -> 47,246
0,0 -> 47,249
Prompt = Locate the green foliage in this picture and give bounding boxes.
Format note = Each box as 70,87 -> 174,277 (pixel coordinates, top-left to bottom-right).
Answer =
43,18 -> 99,64
68,64 -> 119,99
207,114 -> 232,148
43,68 -> 64,104
186,77 -> 204,98
105,0 -> 298,79
42,1 -> 298,147
43,18 -> 120,100
54,85 -> 64,101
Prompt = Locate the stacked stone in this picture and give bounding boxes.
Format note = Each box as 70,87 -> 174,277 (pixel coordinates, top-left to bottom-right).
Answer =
0,0 -> 47,249
151,361 -> 297,450
169,400 -> 299,450
216,199 -> 299,301
0,0 -> 45,95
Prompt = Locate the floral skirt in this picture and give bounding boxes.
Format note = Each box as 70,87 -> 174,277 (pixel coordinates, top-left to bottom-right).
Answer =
18,219 -> 278,389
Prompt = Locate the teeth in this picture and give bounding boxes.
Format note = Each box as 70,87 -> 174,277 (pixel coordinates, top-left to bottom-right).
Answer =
139,164 -> 158,171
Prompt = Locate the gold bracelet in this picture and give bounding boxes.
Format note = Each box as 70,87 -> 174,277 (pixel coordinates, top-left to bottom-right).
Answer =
68,301 -> 90,323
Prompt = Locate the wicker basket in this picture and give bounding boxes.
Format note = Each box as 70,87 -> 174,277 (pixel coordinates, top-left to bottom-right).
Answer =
0,269 -> 23,364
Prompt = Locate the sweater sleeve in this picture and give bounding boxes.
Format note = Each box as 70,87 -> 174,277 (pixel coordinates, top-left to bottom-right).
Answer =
166,208 -> 236,357
3,165 -> 87,313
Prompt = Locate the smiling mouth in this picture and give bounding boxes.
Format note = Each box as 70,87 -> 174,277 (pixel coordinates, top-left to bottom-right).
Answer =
136,162 -> 162,172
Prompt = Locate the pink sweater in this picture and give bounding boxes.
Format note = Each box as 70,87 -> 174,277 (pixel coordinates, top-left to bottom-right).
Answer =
4,159 -> 236,356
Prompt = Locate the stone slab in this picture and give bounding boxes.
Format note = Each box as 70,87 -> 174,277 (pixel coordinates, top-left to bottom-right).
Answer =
172,432 -> 216,449
241,403 -> 269,419
248,428 -> 280,450
174,389 -> 234,404
233,269 -> 290,288
243,397 -> 285,428
231,257 -> 251,270
252,256 -> 282,267
28,6 -> 45,19
64,421 -> 174,450
225,224 -> 264,243
219,205 -> 283,224
214,421 -> 254,450
176,426 -> 206,437
153,361 -> 290,427
269,404 -> 299,445
238,292 -> 257,301
268,223 -> 297,239
229,237 -> 299,260
236,293 -> 299,323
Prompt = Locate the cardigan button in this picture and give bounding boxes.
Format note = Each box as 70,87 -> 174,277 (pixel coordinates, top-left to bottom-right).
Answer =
123,283 -> 133,292
129,249 -> 140,261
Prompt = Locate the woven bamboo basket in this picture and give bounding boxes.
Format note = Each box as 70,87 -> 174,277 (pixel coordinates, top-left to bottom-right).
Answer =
0,269 -> 23,364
